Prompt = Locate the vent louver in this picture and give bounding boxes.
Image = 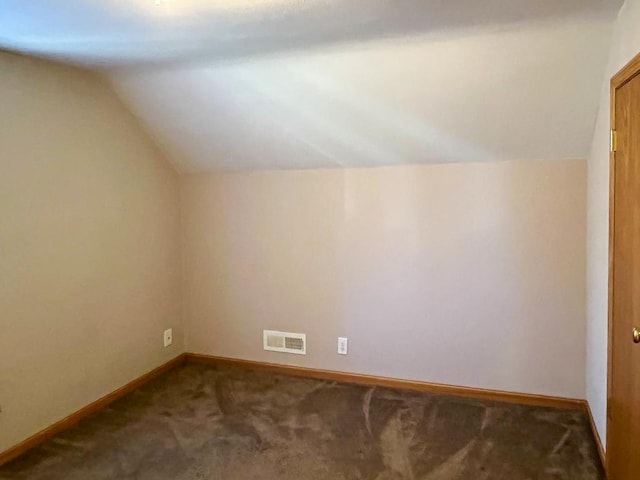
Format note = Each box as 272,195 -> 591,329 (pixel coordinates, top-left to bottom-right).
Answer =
263,330 -> 306,355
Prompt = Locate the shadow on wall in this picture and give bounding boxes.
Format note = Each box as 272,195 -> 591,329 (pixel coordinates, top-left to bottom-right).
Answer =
337,163 -> 586,393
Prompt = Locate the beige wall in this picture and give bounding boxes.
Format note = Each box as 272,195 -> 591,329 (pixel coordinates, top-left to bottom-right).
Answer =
0,52 -> 182,452
586,0 -> 640,449
182,159 -> 587,398
0,48 -> 592,454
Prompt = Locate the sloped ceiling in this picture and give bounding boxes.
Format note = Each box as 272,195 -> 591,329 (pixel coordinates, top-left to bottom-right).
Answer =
0,0 -> 623,171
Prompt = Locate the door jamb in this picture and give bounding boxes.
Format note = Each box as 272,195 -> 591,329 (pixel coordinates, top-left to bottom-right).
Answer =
607,50 -> 640,475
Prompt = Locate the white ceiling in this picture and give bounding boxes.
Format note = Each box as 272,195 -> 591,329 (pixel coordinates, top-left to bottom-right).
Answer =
0,0 -> 623,171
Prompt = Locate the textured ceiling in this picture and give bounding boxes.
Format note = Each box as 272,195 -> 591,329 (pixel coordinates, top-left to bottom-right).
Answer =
0,0 -> 624,65
0,0 -> 623,171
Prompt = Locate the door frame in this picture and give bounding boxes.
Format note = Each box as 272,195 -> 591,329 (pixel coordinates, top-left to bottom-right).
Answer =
607,50 -> 640,475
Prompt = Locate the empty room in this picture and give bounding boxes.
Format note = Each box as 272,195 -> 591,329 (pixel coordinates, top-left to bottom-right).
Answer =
1,0 -> 639,478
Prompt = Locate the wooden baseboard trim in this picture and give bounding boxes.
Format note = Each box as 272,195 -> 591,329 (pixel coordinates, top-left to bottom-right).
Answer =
185,353 -> 585,409
0,354 -> 186,467
585,400 -> 606,472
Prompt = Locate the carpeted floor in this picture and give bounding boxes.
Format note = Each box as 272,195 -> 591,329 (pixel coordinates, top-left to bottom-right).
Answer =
0,362 -> 603,480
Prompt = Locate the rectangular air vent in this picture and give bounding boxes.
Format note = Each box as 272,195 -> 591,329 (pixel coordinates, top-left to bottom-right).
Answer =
263,330 -> 306,355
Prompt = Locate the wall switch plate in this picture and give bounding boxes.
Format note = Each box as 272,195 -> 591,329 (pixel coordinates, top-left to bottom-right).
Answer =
164,328 -> 173,347
338,337 -> 348,355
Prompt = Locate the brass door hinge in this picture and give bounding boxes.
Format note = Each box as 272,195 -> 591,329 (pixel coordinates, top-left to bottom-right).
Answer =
610,129 -> 618,153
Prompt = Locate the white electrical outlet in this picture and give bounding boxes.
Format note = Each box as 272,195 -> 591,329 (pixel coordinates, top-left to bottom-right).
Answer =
338,337 -> 348,355
163,328 -> 173,347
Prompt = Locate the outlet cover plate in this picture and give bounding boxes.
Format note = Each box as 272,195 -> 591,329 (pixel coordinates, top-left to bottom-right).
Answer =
164,328 -> 173,347
338,337 -> 348,355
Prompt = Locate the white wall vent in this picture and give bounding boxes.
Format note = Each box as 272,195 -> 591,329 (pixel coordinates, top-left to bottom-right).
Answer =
263,330 -> 306,355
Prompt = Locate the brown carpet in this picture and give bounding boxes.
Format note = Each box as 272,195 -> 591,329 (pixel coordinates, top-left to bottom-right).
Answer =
0,362 -> 603,479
